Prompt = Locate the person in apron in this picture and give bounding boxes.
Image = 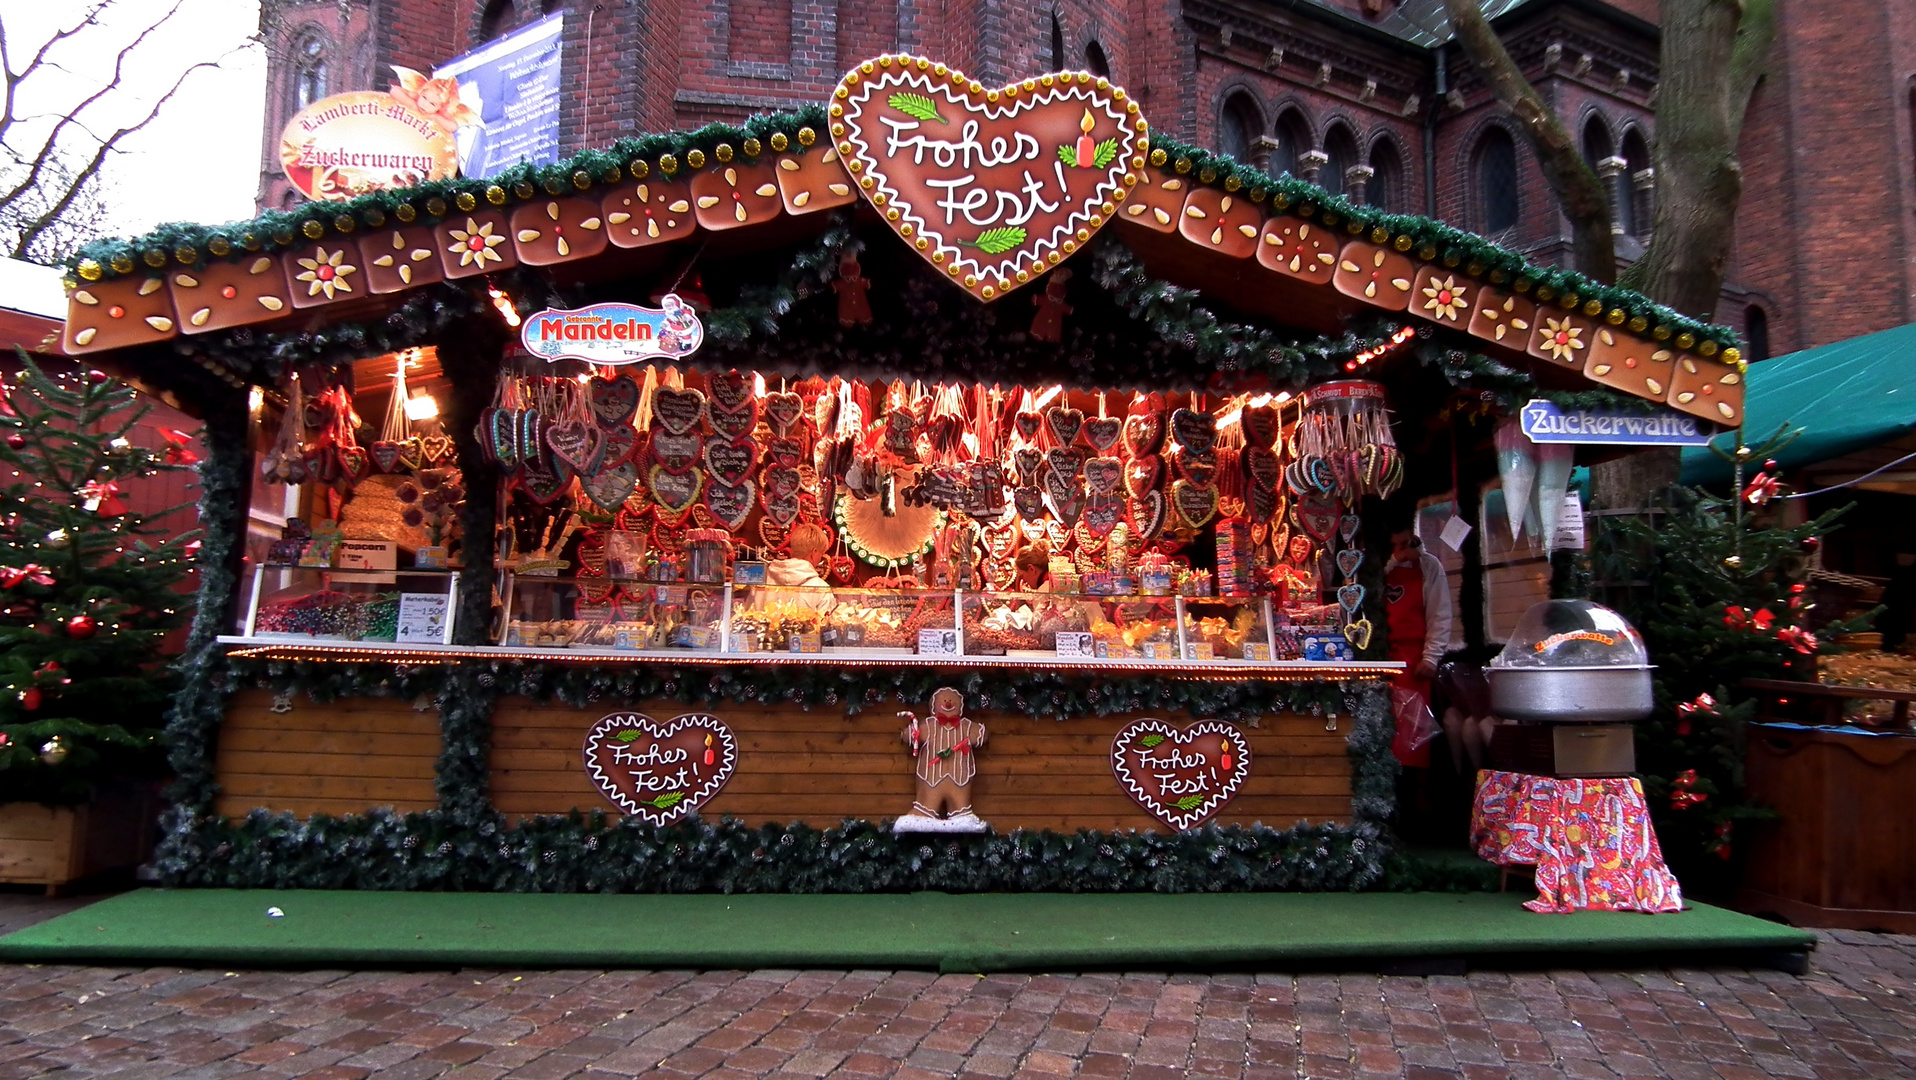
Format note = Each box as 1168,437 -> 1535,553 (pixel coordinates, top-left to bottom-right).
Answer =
1386,524 -> 1453,767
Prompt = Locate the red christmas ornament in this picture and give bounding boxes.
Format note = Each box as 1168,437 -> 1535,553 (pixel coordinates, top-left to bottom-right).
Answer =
65,614 -> 97,639
5,434 -> 22,449
86,370 -> 108,385
18,686 -> 41,711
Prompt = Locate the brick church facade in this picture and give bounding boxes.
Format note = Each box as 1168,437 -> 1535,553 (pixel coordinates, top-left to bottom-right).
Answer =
255,0 -> 1916,359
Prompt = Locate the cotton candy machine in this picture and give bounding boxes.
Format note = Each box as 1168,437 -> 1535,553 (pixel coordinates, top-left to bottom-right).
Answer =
1487,600 -> 1653,776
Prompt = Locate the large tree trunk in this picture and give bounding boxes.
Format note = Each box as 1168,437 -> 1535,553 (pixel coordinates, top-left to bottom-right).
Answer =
1442,0 -> 1617,282
1616,0 -> 1777,316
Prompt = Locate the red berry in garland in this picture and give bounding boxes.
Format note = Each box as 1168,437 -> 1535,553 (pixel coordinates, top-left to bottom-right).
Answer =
18,686 -> 41,711
65,614 -> 97,639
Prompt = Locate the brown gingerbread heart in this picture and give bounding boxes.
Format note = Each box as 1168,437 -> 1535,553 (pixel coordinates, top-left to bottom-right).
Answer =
707,399 -> 758,441
1122,412 -> 1163,457
1111,719 -> 1250,831
582,711 -> 737,825
1083,457 -> 1123,497
705,479 -> 756,529
587,373 -> 641,425
600,423 -> 639,467
650,428 -> 703,473
1124,454 -> 1162,499
1013,409 -> 1043,444
704,437 -> 758,487
706,369 -> 752,414
1172,479 -> 1219,529
1082,416 -> 1122,454
1083,498 -> 1121,537
1242,404 -> 1280,449
1170,408 -> 1217,455
1130,490 -> 1168,540
651,387 -> 705,435
1044,406 -> 1085,449
647,465 -> 703,511
764,391 -> 804,433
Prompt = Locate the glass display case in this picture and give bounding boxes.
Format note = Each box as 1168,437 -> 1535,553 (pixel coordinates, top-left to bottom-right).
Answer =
500,576 -> 726,653
237,565 -> 460,645
728,583 -> 958,655
1178,595 -> 1277,661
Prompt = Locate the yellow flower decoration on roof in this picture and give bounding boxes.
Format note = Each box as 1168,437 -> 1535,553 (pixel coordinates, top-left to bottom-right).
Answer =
1420,275 -> 1467,321
294,246 -> 356,300
1540,315 -> 1584,362
447,218 -> 505,268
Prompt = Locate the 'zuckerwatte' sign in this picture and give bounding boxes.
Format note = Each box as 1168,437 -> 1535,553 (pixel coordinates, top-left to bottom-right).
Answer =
520,297 -> 703,365
1520,399 -> 1716,446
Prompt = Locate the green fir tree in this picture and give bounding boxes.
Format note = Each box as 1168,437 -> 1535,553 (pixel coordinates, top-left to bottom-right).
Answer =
0,357 -> 198,803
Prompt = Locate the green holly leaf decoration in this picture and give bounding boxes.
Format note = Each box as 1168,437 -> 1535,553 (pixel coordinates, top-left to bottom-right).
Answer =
1092,138 -> 1119,168
648,791 -> 684,809
1173,794 -> 1206,811
615,730 -> 644,742
964,227 -> 1027,255
1138,734 -> 1165,748
889,93 -> 947,124
1056,144 -> 1080,168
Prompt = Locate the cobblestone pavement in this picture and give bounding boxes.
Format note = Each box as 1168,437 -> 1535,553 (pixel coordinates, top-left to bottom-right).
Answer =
3,894 -> 1915,1079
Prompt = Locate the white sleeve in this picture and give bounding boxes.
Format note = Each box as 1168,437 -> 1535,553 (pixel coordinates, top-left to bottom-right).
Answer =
1421,551 -> 1453,668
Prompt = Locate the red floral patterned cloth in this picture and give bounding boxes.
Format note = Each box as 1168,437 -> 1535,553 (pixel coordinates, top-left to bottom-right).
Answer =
1470,770 -> 1684,914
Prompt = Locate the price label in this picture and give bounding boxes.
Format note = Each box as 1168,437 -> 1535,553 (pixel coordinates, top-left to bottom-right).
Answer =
1055,631 -> 1094,657
395,593 -> 449,643
1183,642 -> 1215,661
917,629 -> 960,656
1242,642 -> 1272,661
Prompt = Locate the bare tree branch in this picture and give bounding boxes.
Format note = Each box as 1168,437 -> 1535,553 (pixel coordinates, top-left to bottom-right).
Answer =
0,1 -> 111,148
1441,0 -> 1617,283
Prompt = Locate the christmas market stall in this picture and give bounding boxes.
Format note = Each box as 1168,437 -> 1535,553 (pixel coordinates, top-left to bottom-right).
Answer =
56,56 -> 1748,892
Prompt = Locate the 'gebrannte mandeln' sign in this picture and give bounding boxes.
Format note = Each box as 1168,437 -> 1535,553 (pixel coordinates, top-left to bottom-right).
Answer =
831,55 -> 1148,301
521,297 -> 705,365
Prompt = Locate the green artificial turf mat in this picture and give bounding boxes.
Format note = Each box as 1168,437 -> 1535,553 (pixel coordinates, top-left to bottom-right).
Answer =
0,890 -> 1813,972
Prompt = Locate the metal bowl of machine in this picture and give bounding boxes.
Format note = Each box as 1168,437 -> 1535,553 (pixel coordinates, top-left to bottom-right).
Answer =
1487,599 -> 1654,723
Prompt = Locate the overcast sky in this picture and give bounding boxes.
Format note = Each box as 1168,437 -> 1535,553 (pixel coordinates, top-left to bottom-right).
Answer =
7,0 -> 267,248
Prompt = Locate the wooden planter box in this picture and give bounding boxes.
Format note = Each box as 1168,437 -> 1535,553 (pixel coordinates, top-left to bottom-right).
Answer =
0,788 -> 157,895
1739,723 -> 1916,932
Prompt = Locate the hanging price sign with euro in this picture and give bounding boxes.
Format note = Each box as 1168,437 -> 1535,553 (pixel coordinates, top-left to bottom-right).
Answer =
830,55 -> 1149,301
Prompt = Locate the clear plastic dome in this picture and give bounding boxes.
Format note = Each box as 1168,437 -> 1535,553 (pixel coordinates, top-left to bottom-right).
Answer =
1491,599 -> 1649,669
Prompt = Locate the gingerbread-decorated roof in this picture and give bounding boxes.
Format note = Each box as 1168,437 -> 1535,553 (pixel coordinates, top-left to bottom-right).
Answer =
57,55 -> 1746,425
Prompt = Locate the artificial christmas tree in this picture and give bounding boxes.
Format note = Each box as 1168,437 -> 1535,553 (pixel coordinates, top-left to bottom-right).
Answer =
0,357 -> 196,806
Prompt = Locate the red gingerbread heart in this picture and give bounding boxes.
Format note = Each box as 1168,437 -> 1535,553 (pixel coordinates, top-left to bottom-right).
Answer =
583,711 -> 738,825
833,55 -> 1149,301
1111,718 -> 1251,831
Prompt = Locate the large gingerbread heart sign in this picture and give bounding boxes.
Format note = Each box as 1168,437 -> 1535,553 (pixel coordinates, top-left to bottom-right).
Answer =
832,55 -> 1149,301
583,712 -> 738,825
1110,718 -> 1251,831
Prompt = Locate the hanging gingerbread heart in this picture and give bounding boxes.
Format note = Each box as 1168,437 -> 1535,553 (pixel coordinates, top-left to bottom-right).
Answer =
1339,514 -> 1362,544
587,373 -> 642,426
1337,582 -> 1366,616
762,465 -> 802,500
1013,486 -> 1045,522
1051,486 -> 1085,528
1045,447 -> 1084,479
1297,495 -> 1340,544
1044,406 -> 1084,449
521,408 -> 547,470
1122,411 -> 1163,457
709,400 -> 758,442
548,418 -> 605,475
651,387 -> 706,435
599,423 -> 639,467
338,445 -> 371,484
1082,416 -> 1122,454
647,465 -> 703,512
581,462 -> 639,511
1336,548 -> 1364,579
1175,449 -> 1217,486
1083,457 -> 1123,497
1288,534 -> 1314,564
1242,404 -> 1281,449
1171,480 -> 1219,530
396,436 -> 424,473
768,435 -> 805,469
369,440 -> 403,473
705,479 -> 755,529
704,437 -> 758,487
1124,454 -> 1162,500
1012,408 -> 1043,444
1345,617 -> 1374,651
493,410 -> 521,469
762,489 -> 801,526
650,428 -> 703,473
1245,446 -> 1281,493
1170,407 -> 1217,455
1083,498 -> 1121,538
764,391 -> 804,433
984,522 -> 1018,560
1012,447 -> 1044,486
1250,483 -> 1279,522
706,369 -> 752,414
420,434 -> 454,466
1130,490 -> 1168,541
521,459 -> 573,504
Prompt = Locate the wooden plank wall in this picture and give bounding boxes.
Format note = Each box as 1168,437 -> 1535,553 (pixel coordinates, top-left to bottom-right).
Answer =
213,689 -> 441,818
491,698 -> 1352,831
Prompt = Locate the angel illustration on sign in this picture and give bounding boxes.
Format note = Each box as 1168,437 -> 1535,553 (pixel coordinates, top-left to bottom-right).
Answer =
895,686 -> 990,832
389,67 -> 481,134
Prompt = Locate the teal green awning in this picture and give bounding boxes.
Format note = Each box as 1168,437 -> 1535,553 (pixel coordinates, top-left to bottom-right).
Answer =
1681,321 -> 1916,485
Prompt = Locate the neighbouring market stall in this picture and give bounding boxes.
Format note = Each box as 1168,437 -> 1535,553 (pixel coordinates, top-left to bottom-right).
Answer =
58,56 -> 1749,892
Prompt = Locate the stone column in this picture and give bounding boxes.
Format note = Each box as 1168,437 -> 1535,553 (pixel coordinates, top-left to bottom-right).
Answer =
1596,155 -> 1628,235
1632,167 -> 1656,239
1343,164 -> 1375,206
1296,149 -> 1329,187
1249,135 -> 1280,173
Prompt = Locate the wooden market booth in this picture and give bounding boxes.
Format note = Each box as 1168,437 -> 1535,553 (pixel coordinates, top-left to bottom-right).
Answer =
58,56 -> 1748,889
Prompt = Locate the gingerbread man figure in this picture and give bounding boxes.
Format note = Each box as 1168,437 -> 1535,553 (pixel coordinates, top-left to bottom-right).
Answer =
895,686 -> 989,832
1028,268 -> 1073,342
833,253 -> 873,327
